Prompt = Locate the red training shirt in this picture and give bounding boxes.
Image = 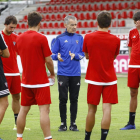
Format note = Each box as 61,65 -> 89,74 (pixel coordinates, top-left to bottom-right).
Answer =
127,27 -> 140,67
1,31 -> 20,76
83,31 -> 120,85
16,30 -> 52,88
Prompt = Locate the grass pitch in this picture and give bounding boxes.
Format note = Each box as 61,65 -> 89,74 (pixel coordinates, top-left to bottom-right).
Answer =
0,76 -> 140,140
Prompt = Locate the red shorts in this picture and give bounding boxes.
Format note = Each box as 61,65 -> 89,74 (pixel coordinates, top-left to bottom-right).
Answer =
21,86 -> 51,106
128,68 -> 140,88
5,76 -> 21,94
87,84 -> 118,105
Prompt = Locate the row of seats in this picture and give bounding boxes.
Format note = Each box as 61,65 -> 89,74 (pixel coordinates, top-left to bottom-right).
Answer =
19,10 -> 133,23
16,20 -> 125,30
46,0 -> 135,5
37,2 -> 139,13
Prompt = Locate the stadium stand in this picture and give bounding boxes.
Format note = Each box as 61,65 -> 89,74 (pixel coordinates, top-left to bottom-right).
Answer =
8,0 -> 139,35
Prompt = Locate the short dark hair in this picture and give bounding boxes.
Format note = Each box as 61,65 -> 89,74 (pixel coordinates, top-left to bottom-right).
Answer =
133,11 -> 140,21
28,11 -> 42,27
4,15 -> 17,25
97,11 -> 111,28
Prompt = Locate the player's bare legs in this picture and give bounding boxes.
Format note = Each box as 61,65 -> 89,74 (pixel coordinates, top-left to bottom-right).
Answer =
39,104 -> 51,137
12,94 -> 20,115
17,106 -> 30,134
0,96 -> 9,124
85,104 -> 97,132
101,103 -> 111,129
129,88 -> 138,112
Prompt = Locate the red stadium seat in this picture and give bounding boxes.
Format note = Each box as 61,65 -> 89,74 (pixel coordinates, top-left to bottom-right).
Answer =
112,21 -> 119,27
79,13 -> 85,20
70,5 -> 75,12
110,3 -> 117,10
75,5 -> 81,12
129,2 -> 135,9
84,0 -> 90,3
123,2 -> 129,9
117,3 -> 123,10
51,31 -> 56,35
54,22 -> 59,28
87,30 -> 92,33
45,15 -> 50,21
127,11 -> 133,18
136,2 -> 140,9
104,3 -> 111,10
58,6 -> 64,12
98,3 -> 104,11
56,14 -> 62,21
42,23 -> 47,28
85,13 -> 90,20
41,15 -> 45,22
121,11 -> 127,19
50,14 -> 56,21
111,12 -> 116,19
40,23 -> 43,29
91,13 -> 96,20
42,7 -> 47,13
53,6 -> 58,13
87,4 -> 92,11
83,21 -> 89,28
81,4 -> 87,11
46,31 -> 50,35
40,31 -> 45,34
57,31 -> 62,34
81,30 -> 86,34
56,0 -> 61,4
21,23 -> 26,29
77,22 -> 83,28
66,0 -> 71,4
61,0 -> 66,4
64,5 -> 70,12
23,15 -> 27,22
89,21 -> 94,27
73,13 -> 79,20
37,7 -> 42,13
48,23 -> 53,28
62,14 -> 67,20
76,30 -> 79,34
116,12 -> 121,19
48,7 -> 53,13
16,24 -> 20,29
93,4 -> 98,11
119,20 -> 125,27
18,32 -> 22,35
72,0 -> 77,3
59,22 -> 65,28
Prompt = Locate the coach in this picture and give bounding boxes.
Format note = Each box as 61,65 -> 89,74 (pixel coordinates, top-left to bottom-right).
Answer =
51,15 -> 85,131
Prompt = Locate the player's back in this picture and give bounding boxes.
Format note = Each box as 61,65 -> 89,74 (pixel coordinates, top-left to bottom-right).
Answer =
84,31 -> 120,82
16,30 -> 50,85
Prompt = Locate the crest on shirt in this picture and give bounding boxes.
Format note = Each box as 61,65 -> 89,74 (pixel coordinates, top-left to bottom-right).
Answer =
76,40 -> 79,44
13,42 -> 16,46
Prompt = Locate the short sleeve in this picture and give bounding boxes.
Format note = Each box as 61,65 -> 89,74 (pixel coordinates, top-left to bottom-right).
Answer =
127,31 -> 132,47
42,36 -> 52,57
0,33 -> 8,50
115,38 -> 121,56
82,35 -> 88,53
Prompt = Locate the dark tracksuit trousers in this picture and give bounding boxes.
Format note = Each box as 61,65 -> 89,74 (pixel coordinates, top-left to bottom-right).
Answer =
57,75 -> 81,124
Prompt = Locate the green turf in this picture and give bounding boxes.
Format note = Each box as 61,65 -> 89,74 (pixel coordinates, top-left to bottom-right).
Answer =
0,77 -> 140,140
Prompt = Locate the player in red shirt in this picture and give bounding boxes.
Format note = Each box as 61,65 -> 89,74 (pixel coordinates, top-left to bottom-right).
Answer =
1,16 -> 21,130
83,11 -> 120,140
120,11 -> 140,130
15,12 -> 55,140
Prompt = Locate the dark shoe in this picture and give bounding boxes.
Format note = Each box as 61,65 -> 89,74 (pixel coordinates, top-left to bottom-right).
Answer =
58,124 -> 67,131
120,122 -> 136,130
69,124 -> 79,131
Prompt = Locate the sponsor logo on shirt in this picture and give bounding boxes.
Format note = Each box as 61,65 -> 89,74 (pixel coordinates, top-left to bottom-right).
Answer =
76,40 -> 79,44
64,40 -> 68,43
133,36 -> 136,38
13,42 -> 16,46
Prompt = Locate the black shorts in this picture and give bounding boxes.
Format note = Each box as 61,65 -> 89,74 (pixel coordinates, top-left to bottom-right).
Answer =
0,73 -> 10,98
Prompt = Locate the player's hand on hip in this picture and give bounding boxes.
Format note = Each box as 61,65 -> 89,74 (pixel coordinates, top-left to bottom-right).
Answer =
58,53 -> 64,62
69,51 -> 75,60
